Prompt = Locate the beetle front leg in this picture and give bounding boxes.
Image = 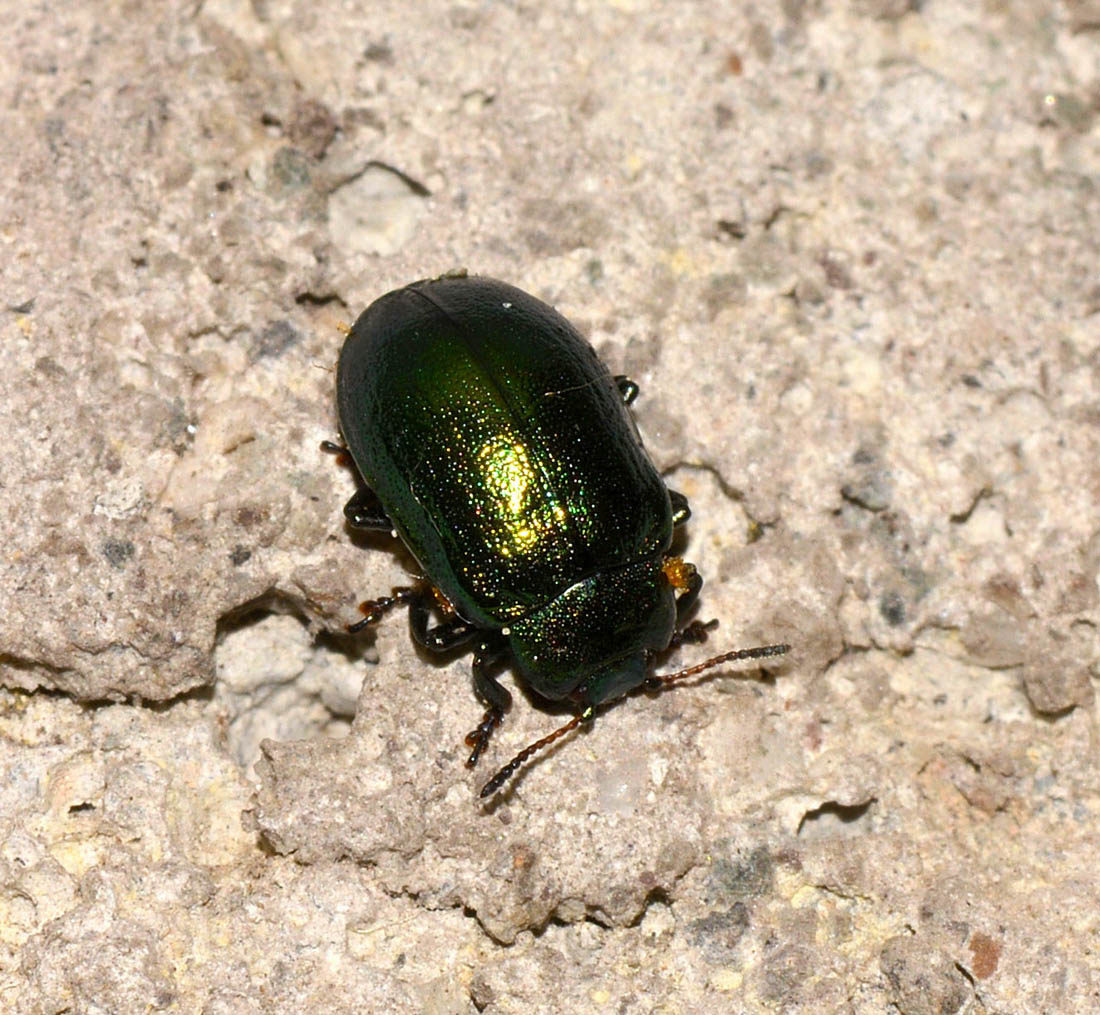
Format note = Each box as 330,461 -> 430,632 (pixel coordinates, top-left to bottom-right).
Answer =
465,634 -> 512,768
674,566 -> 702,620
658,555 -> 717,649
662,556 -> 703,619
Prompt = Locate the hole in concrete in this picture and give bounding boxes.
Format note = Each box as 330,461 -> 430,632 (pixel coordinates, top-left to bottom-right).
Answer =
214,608 -> 371,773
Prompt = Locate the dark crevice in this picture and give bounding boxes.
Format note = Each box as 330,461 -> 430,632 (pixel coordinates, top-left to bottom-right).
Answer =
365,160 -> 430,194
295,291 -> 347,311
797,797 -> 876,837
135,682 -> 216,713
327,159 -> 430,198
1,668 -> 215,712
663,460 -> 749,506
762,205 -> 789,230
253,831 -> 282,859
0,653 -> 76,679
840,484 -> 887,512
215,589 -> 317,639
1027,700 -> 1078,723
622,885 -> 673,930
717,218 -> 747,240
814,638 -> 860,676
662,460 -> 783,543
810,883 -> 874,905
954,960 -> 977,989
949,485 -> 992,524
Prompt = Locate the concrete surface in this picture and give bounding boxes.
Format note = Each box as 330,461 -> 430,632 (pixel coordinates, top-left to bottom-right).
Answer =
2,0 -> 1099,1011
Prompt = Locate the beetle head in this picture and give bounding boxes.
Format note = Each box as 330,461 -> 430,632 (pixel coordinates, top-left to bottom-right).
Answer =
507,558 -> 676,705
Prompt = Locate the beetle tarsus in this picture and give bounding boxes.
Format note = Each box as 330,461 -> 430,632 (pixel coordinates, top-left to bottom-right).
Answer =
468,636 -> 512,760
465,707 -> 503,768
347,586 -> 417,633
321,438 -> 355,470
666,618 -> 719,651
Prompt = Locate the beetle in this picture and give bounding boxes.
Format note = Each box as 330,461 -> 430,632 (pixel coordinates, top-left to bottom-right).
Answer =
328,273 -> 788,797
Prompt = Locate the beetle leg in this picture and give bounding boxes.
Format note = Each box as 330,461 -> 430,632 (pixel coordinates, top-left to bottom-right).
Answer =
465,635 -> 512,768
347,586 -> 418,633
322,440 -> 394,531
343,487 -> 392,531
668,489 -> 691,527
675,566 -> 703,619
662,556 -> 703,619
320,438 -> 352,465
347,582 -> 475,641
659,558 -> 717,652
666,618 -> 718,651
614,375 -> 640,405
407,591 -> 478,651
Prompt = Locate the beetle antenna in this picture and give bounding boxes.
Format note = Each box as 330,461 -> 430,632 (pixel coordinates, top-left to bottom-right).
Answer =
651,642 -> 791,689
479,643 -> 791,799
480,708 -> 593,799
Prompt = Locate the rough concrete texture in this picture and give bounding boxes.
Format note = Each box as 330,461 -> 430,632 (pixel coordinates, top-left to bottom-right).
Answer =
2,0 -> 1098,1011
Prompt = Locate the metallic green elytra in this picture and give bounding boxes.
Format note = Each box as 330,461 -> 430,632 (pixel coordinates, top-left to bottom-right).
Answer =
332,274 -> 788,797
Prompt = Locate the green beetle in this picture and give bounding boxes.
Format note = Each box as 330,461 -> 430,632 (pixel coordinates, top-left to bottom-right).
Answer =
331,274 -> 787,796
